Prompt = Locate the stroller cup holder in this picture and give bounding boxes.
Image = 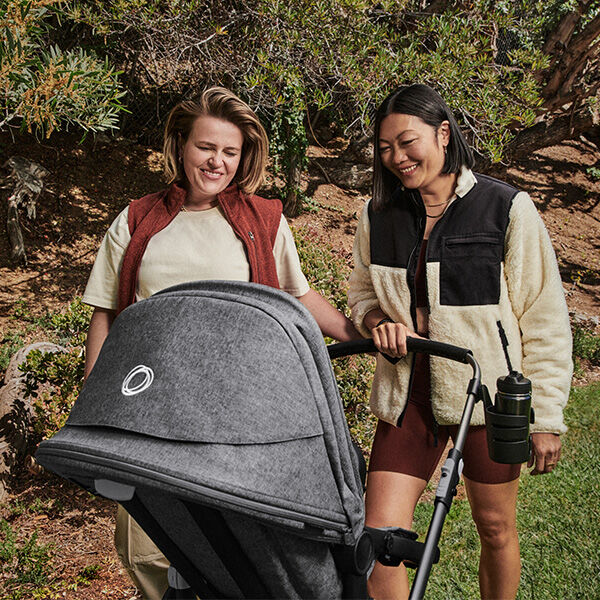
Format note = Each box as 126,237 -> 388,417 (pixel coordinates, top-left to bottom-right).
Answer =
483,371 -> 535,464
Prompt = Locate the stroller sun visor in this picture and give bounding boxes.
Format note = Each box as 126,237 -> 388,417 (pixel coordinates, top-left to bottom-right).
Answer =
37,281 -> 365,545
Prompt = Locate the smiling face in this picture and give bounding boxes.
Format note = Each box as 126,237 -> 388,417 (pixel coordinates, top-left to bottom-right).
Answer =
378,113 -> 450,193
181,115 -> 244,208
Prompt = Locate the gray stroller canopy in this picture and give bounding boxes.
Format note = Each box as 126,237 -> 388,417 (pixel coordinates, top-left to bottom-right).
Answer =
37,281 -> 366,598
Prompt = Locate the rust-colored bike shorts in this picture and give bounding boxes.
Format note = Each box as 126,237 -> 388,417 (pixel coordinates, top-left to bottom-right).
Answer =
369,400 -> 521,484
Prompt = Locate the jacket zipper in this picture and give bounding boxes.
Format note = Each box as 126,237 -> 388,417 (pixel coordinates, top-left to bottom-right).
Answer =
398,193 -> 425,425
404,193 -> 456,440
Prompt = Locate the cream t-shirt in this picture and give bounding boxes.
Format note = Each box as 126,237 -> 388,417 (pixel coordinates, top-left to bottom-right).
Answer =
82,206 -> 310,310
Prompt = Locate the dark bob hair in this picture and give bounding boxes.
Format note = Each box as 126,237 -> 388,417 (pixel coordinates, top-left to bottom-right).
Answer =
372,83 -> 474,210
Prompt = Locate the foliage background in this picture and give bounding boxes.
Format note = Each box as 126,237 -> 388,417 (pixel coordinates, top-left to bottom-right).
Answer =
3,0 -> 599,212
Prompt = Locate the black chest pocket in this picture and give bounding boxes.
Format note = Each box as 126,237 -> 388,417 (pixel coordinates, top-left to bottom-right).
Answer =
440,233 -> 504,306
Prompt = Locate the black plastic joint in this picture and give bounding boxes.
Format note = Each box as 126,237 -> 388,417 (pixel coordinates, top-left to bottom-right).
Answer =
467,378 -> 480,399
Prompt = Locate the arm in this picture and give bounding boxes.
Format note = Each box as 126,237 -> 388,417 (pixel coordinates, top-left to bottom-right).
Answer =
84,307 -> 116,380
296,289 -> 362,342
347,202 -> 416,355
347,203 -> 381,337
504,192 -> 572,473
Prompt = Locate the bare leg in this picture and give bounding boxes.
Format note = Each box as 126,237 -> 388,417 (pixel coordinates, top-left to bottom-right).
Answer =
365,471 -> 428,600
464,476 -> 521,600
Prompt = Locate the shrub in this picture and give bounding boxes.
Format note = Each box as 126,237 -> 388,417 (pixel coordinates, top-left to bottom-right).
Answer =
1,0 -> 126,137
0,519 -> 54,587
13,298 -> 91,440
20,347 -> 85,440
62,0 -> 579,212
572,324 -> 600,375
0,331 -> 24,371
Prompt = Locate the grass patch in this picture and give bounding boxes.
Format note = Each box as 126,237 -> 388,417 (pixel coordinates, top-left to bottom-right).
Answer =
411,383 -> 600,598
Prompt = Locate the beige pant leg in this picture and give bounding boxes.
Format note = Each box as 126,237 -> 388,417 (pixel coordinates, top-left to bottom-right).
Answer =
115,504 -> 170,600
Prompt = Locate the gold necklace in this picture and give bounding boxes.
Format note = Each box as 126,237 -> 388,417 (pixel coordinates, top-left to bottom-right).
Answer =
425,200 -> 450,218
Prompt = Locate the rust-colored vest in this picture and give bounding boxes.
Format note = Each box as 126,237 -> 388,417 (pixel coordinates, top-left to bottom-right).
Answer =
117,183 -> 282,314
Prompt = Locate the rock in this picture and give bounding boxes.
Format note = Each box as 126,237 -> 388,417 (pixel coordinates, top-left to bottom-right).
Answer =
570,311 -> 600,329
330,164 -> 373,192
342,136 -> 374,165
0,342 -> 65,501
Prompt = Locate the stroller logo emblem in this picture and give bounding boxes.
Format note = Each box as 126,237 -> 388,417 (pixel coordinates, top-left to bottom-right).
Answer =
121,365 -> 154,396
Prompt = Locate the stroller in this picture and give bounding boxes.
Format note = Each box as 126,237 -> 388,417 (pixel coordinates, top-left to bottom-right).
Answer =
36,281 -> 486,599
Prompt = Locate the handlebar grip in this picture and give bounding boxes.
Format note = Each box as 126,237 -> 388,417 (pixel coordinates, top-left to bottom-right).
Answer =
327,339 -> 375,360
327,337 -> 471,364
405,338 -> 472,364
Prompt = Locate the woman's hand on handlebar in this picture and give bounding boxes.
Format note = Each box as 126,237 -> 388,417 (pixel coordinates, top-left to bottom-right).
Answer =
372,320 -> 416,358
364,310 -> 417,358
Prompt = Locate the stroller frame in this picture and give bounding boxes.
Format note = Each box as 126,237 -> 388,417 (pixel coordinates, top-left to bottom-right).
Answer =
331,337 -> 480,599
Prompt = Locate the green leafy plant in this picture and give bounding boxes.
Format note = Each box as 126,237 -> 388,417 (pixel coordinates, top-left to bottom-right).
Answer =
572,324 -> 600,377
43,297 -> 93,346
1,0 -> 126,137
269,80 -> 310,216
0,331 -> 24,371
62,0 -> 594,213
11,297 -> 92,345
20,347 -> 85,440
586,166 -> 600,181
0,519 -> 54,587
4,298 -> 90,440
75,563 -> 102,585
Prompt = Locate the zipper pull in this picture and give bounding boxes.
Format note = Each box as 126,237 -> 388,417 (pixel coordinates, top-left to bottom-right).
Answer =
248,231 -> 255,241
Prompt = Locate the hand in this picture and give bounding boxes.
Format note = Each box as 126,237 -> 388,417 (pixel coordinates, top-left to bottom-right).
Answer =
371,320 -> 415,358
527,432 -> 561,475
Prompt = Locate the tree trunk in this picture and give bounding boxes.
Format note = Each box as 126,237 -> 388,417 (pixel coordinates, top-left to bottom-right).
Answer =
541,9 -> 600,108
2,156 -> 50,266
283,158 -> 302,217
508,105 -> 599,158
542,2 -> 585,54
6,195 -> 26,265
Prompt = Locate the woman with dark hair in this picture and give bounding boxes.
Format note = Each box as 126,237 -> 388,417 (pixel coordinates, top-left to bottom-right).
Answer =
83,86 -> 360,599
349,84 -> 571,599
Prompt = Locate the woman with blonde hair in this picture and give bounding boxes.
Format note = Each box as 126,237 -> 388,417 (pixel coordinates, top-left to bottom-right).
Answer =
82,86 -> 359,599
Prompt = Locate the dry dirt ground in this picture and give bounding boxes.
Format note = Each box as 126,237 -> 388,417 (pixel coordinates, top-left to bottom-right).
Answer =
0,131 -> 599,598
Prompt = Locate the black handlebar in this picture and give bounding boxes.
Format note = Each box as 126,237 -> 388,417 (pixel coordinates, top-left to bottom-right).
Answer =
327,337 -> 472,364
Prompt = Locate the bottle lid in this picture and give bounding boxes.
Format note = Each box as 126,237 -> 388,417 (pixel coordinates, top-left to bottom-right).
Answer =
496,370 -> 531,394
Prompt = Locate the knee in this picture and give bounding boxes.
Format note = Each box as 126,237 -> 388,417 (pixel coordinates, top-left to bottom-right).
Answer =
471,510 -> 517,550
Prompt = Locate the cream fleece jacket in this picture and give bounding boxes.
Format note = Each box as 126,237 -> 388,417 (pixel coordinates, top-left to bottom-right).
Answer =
348,171 -> 572,433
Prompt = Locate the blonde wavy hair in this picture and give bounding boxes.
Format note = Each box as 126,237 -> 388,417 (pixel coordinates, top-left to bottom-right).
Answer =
163,87 -> 268,194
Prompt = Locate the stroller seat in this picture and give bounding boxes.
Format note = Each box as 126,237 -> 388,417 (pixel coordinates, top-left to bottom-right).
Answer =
37,281 -> 372,598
